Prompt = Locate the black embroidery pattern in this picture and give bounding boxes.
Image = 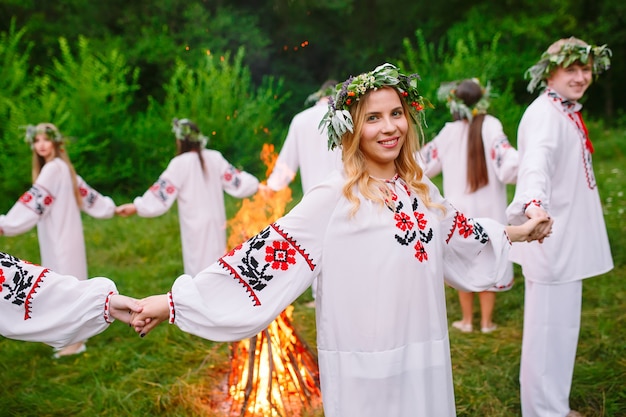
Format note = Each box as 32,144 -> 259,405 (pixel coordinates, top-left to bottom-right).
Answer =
219,223 -> 315,306
19,185 -> 54,215
149,178 -> 176,204
388,184 -> 434,262
491,136 -> 512,169
223,165 -> 242,188
0,252 -> 46,319
79,182 -> 99,208
447,212 -> 489,245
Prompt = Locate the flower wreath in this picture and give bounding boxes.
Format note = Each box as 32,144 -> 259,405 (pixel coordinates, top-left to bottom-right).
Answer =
304,83 -> 337,107
320,63 -> 429,150
23,124 -> 64,148
172,118 -> 209,148
526,38 -> 612,93
437,78 -> 492,122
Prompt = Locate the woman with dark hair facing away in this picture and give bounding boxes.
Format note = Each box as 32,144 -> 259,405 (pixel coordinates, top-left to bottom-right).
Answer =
0,123 -> 117,357
115,118 -> 261,276
420,79 -> 519,334
128,64 -> 551,417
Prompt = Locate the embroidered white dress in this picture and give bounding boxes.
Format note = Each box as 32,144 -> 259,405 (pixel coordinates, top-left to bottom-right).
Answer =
133,149 -> 259,276
167,171 -> 513,417
420,115 -> 519,288
0,252 -> 117,348
0,158 -> 116,279
267,102 -> 343,193
506,89 -> 613,282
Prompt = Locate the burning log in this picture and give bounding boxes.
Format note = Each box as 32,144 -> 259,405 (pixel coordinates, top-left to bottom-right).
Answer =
222,144 -> 322,416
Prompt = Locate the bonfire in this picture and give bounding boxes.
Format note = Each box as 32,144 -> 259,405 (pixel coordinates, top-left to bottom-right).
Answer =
222,144 -> 322,416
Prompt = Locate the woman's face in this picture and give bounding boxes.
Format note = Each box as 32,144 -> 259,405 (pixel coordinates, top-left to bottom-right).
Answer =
34,133 -> 55,161
358,87 -> 407,179
547,61 -> 593,102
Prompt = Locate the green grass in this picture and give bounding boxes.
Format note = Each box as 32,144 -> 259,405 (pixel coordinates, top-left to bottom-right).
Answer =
1,127 -> 625,416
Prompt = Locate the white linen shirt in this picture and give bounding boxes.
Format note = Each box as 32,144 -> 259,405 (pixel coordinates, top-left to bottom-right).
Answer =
133,149 -> 259,276
167,171 -> 514,417
266,102 -> 343,193
506,89 -> 613,283
0,158 -> 115,279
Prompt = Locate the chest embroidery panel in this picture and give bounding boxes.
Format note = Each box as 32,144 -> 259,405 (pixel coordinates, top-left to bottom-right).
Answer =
386,182 -> 490,262
218,223 -> 316,307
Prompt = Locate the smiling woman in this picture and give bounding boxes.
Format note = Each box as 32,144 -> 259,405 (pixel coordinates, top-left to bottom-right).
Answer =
126,63 -> 551,417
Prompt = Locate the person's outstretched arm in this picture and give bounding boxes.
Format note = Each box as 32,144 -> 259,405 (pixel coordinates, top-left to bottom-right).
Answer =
0,252 -> 141,348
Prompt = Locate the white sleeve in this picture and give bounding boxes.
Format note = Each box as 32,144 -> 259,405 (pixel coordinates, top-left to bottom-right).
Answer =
484,117 -> 519,185
419,139 -> 442,178
266,126 -> 300,191
0,252 -> 117,348
423,179 -> 512,291
218,153 -> 259,198
77,176 -> 116,218
0,187 -> 44,236
506,110 -> 557,225
168,180 -> 339,342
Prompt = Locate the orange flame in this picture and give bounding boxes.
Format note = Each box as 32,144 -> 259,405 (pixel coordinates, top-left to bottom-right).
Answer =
223,143 -> 321,416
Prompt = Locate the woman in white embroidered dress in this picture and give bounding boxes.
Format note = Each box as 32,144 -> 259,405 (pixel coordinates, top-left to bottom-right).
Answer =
130,64 -> 551,417
0,123 -> 116,357
0,251 -> 142,348
115,118 -> 260,276
420,79 -> 519,334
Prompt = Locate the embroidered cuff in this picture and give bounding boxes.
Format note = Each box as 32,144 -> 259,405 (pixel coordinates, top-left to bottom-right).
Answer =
167,291 -> 176,324
523,199 -> 543,213
104,291 -> 116,324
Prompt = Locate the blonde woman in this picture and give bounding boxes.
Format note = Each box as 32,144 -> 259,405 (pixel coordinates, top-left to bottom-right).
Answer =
0,123 -> 116,357
128,64 -> 551,417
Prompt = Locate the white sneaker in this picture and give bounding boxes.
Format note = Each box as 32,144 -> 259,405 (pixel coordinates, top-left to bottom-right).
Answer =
481,324 -> 498,334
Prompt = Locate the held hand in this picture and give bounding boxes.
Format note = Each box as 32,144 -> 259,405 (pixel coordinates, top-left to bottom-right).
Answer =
524,206 -> 553,243
506,217 -> 553,243
130,294 -> 170,337
257,183 -> 275,200
109,294 -> 143,324
115,203 -> 137,217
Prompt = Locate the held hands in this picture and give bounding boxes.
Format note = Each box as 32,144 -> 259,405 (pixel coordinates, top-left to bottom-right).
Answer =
506,214 -> 554,243
129,294 -> 170,337
115,203 -> 137,217
109,294 -> 143,324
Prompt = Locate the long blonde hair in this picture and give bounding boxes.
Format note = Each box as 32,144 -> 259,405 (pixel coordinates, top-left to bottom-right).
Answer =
31,123 -> 82,208
341,87 -> 442,216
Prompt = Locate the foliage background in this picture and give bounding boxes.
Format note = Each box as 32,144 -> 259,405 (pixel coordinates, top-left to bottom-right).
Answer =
1,0 -> 625,212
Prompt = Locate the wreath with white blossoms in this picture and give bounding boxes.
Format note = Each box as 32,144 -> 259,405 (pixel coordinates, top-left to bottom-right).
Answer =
437,78 -> 492,122
320,63 -> 429,150
23,124 -> 64,148
526,38 -> 612,93
172,118 -> 208,148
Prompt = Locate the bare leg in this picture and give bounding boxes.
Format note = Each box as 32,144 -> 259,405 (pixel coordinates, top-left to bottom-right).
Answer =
452,290 -> 474,332
479,291 -> 497,332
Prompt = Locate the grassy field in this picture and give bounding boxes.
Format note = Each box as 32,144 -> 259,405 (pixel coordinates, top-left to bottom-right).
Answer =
1,124 -> 625,417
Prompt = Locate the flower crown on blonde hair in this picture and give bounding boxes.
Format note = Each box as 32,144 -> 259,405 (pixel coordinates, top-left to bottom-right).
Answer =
172,118 -> 208,147
320,63 -> 429,150
437,78 -> 492,122
23,123 -> 63,148
526,37 -> 612,93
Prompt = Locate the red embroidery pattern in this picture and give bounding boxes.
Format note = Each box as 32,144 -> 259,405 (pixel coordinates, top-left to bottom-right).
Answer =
389,182 -> 433,262
18,185 -> 55,216
547,90 -> 596,189
218,224 -> 316,306
223,165 -> 243,188
104,291 -> 115,324
149,177 -> 177,204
